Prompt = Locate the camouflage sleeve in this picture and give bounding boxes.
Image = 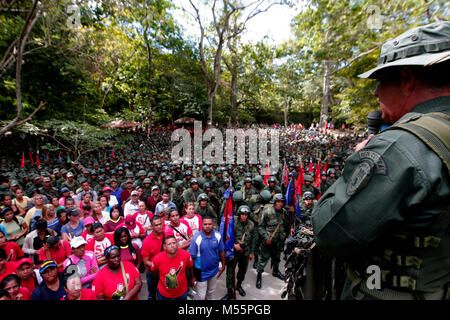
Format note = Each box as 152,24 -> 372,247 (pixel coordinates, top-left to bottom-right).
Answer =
258,210 -> 270,241
312,129 -> 448,258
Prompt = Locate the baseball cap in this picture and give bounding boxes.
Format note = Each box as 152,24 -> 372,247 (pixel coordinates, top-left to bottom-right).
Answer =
70,236 -> 87,249
39,260 -> 57,274
43,177 -> 51,182
102,186 -> 112,192
61,187 -> 70,193
131,190 -> 139,196
46,236 -> 60,247
83,216 -> 95,226
359,21 -> 450,78
125,214 -> 136,226
15,257 -> 33,269
66,208 -> 80,217
67,172 -> 74,177
151,186 -> 159,191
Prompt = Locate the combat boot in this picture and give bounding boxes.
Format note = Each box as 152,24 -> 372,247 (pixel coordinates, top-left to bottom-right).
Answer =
221,289 -> 234,300
236,282 -> 246,297
256,272 -> 262,289
272,268 -> 285,281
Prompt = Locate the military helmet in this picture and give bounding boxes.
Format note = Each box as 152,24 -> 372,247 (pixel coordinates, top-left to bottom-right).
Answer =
197,177 -> 206,188
198,193 -> 209,202
227,165 -> 233,171
244,177 -> 252,184
125,172 -> 134,178
190,178 -> 198,185
304,175 -> 313,182
327,168 -> 336,175
185,170 -> 192,177
321,171 -> 327,176
232,190 -> 243,202
268,176 -> 277,184
245,172 -> 252,178
259,189 -> 272,202
174,180 -> 183,188
204,167 -> 212,173
90,170 -> 97,175
143,178 -> 152,184
203,182 -> 212,189
253,175 -> 263,185
237,205 -> 251,215
223,178 -> 230,184
148,171 -> 156,177
110,169 -> 117,175
303,191 -> 314,200
138,170 -> 146,176
273,193 -> 285,203
215,168 -> 223,174
162,165 -> 169,171
165,175 -> 173,181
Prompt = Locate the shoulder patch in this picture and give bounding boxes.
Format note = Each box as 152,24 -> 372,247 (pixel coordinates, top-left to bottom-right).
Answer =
358,150 -> 387,175
346,161 -> 374,196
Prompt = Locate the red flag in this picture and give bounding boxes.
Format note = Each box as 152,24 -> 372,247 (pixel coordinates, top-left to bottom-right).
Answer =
309,159 -> 314,173
112,150 -> 115,158
263,163 -> 270,186
36,151 -> 41,167
29,151 -> 34,164
296,163 -> 304,197
21,153 -> 25,167
314,161 -> 321,188
282,161 -> 289,187
323,158 -> 328,173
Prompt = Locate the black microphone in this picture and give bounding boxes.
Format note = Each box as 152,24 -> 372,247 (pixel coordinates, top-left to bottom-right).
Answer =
367,110 -> 383,136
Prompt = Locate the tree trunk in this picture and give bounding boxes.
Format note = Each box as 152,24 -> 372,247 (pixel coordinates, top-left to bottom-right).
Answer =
230,67 -> 238,125
320,59 -> 330,128
284,92 -> 288,127
146,41 -> 153,127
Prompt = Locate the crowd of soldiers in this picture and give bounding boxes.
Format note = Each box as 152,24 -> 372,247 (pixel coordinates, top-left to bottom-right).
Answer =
0,125 -> 365,300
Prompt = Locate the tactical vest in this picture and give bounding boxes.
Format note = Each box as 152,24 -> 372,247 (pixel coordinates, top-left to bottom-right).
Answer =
363,112 -> 450,293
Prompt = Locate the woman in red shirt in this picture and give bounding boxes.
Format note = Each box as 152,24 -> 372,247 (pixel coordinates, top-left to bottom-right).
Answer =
0,274 -> 32,300
38,236 -> 71,273
113,227 -> 142,271
91,245 -> 142,300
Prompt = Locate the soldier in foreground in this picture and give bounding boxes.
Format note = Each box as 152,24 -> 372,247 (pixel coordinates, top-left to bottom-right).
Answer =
312,21 -> 450,300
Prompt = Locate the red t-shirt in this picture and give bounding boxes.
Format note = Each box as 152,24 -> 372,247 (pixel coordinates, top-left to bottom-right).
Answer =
164,221 -> 192,247
152,249 -> 193,298
180,214 -> 202,235
17,287 -> 32,300
61,289 -> 97,300
1,241 -> 24,261
38,240 -> 71,273
86,234 -> 115,259
91,261 -> 140,300
120,243 -> 142,266
0,261 -> 17,283
121,189 -> 131,205
141,232 -> 164,271
20,274 -> 38,293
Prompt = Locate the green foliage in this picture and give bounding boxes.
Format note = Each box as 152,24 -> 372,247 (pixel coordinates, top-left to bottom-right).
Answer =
1,0 -> 448,141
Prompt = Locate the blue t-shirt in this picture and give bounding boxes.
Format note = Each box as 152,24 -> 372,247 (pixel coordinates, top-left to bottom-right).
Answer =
31,275 -> 65,300
60,220 -> 84,239
189,230 -> 224,281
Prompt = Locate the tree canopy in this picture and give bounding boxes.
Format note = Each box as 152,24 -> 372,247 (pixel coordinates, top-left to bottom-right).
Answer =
1,0 -> 448,140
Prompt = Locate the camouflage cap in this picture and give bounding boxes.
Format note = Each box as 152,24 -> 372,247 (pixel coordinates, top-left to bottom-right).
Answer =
359,21 -> 450,78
